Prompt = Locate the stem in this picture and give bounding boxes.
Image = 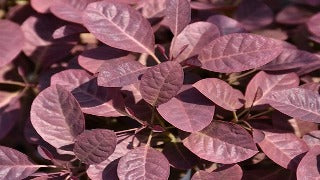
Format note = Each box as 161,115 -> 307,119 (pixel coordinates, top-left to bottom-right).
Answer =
237,109 -> 249,119
150,52 -> 161,64
116,128 -> 139,134
1,81 -> 26,87
146,107 -> 156,146
228,69 -> 257,83
249,108 -> 274,120
232,111 -> 239,123
238,120 -> 253,130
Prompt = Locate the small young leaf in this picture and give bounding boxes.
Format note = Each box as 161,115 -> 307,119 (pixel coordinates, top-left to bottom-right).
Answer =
74,129 -> 117,165
82,1 -> 155,54
265,88 -> 320,123
193,78 -> 244,111
183,120 -> 258,164
117,146 -> 170,180
165,0 -> 191,36
98,59 -> 147,87
192,164 -> 243,180
199,33 -> 283,73
245,71 -> 299,108
170,22 -> 220,62
296,146 -> 320,180
0,146 -> 43,180
30,85 -> 85,148
258,130 -> 309,170
140,61 -> 184,106
157,85 -> 215,132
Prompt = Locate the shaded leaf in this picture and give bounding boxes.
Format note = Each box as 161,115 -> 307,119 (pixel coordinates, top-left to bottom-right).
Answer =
170,22 -> 220,62
258,130 -> 309,170
98,59 -> 147,87
0,146 -> 43,180
157,85 -> 215,132
82,1 -> 155,54
53,24 -> 87,39
191,164 -> 243,180
165,0 -> 191,35
0,20 -> 24,68
276,5 -> 312,25
30,0 -> 54,13
0,99 -> 20,140
117,146 -> 170,180
183,120 -> 258,164
307,13 -> 320,37
199,33 -> 283,73
245,71 -> 299,107
74,129 -> 117,165
207,15 -> 246,35
193,78 -> 244,111
140,61 -> 184,106
30,85 -> 85,148
265,88 -> 320,123
297,146 -> 320,180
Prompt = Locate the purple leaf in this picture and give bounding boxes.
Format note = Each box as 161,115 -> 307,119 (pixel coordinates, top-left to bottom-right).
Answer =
305,0 -> 320,6
0,20 -> 24,68
82,1 -> 155,54
51,69 -> 125,117
258,130 -> 309,170
193,78 -> 244,111
78,46 -> 129,74
164,0 -> 191,36
74,129 -> 117,165
30,0 -> 54,13
140,0 -> 166,19
0,99 -> 20,140
307,13 -> 320,37
265,88 -> 320,123
261,49 -> 320,71
234,0 -> 273,30
183,120 -> 258,164
245,71 -> 299,108
300,82 -> 320,93
199,33 -> 284,73
297,146 -> 320,180
98,59 -> 147,87
170,22 -> 220,62
30,85 -> 85,148
254,29 -> 288,41
157,85 -> 215,132
50,0 -> 98,24
0,146 -> 43,180
52,24 -> 87,39
252,129 -> 265,144
117,146 -> 170,180
140,61 -> 184,106
192,164 -> 243,180
276,5 -> 313,25
303,131 -> 320,148
207,15 -> 246,35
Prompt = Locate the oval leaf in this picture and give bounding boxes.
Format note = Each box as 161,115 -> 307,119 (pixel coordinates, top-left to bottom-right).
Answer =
199,33 -> 283,73
265,88 -> 320,123
165,0 -> 191,36
140,61 -> 184,106
157,85 -> 215,132
207,15 -> 246,35
98,59 -> 147,87
245,71 -> 299,107
74,129 -> 117,165
303,131 -> 320,148
192,164 -> 243,180
30,85 -> 85,148
296,146 -> 320,180
258,130 -> 309,170
0,146 -> 43,180
117,146 -> 170,180
53,24 -> 87,39
0,20 -> 24,68
170,22 -> 220,62
276,5 -> 312,25
307,13 -> 320,37
183,120 -> 258,164
193,78 -> 244,111
82,1 -> 155,54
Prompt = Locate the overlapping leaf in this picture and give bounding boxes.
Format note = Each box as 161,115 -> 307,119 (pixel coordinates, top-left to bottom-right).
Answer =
193,78 -> 244,111
170,22 -> 220,62
82,1 -> 155,54
307,13 -> 320,37
183,120 -> 258,164
30,85 -> 85,148
52,24 -> 87,39
264,88 -> 320,123
192,164 -> 243,180
117,146 -> 170,180
140,61 -> 184,106
30,0 -> 54,13
245,71 -> 299,107
207,15 -> 246,35
74,129 -> 117,165
140,0 -> 166,19
296,146 -> 320,180
276,5 -> 312,25
199,33 -> 284,73
258,130 -> 309,170
0,146 -> 43,180
0,20 -> 24,68
302,131 -> 320,148
98,59 -> 147,87
165,0 -> 191,36
157,85 -> 215,132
